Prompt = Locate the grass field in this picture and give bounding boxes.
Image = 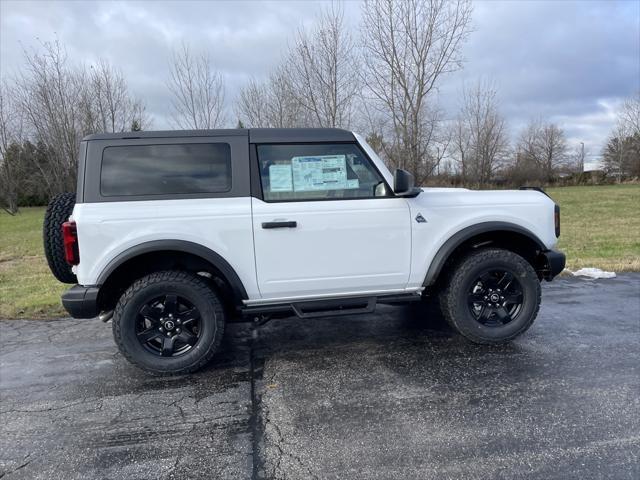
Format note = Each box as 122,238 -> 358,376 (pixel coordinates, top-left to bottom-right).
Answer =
1,184 -> 639,319
0,207 -> 67,318
546,184 -> 640,272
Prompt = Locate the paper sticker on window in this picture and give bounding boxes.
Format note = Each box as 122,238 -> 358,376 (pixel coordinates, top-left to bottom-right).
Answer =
346,179 -> 359,189
269,164 -> 293,192
291,155 -> 350,191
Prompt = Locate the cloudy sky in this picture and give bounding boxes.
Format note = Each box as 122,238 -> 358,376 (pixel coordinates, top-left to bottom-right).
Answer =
1,0 -> 638,165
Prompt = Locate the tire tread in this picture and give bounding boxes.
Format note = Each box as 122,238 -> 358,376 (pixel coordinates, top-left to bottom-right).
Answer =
43,192 -> 77,284
439,248 -> 541,344
112,270 -> 225,375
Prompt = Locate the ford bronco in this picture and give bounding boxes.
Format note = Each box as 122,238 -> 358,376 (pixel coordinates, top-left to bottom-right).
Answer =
43,128 -> 565,374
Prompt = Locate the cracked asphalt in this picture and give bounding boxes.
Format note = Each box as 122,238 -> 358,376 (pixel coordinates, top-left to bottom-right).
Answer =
1,274 -> 639,479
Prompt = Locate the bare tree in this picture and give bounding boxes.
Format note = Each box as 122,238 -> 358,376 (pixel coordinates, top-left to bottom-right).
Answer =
167,44 -> 226,129
86,60 -> 150,133
602,94 -> 640,180
14,40 -> 88,195
567,142 -> 586,174
11,39 -> 149,201
452,112 -> 471,183
236,78 -> 268,128
618,92 -> 640,136
361,0 -> 473,184
517,120 -> 568,183
236,67 -> 303,128
602,130 -> 640,179
284,4 -> 360,128
452,81 -> 509,186
0,80 -> 23,213
536,123 -> 567,182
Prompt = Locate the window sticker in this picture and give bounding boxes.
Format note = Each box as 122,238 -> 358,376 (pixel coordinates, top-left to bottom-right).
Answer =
291,155 -> 350,192
268,164 -> 293,192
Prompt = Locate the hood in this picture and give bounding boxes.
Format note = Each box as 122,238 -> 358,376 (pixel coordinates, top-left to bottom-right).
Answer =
413,187 -> 556,209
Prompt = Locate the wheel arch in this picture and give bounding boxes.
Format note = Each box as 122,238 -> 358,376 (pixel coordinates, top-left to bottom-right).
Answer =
96,240 -> 248,311
423,222 -> 547,288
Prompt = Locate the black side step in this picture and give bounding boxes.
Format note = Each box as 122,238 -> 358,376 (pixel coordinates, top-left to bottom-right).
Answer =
240,293 -> 421,320
292,297 -> 376,319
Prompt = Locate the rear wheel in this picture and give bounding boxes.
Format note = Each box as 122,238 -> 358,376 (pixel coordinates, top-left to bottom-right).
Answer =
439,248 -> 541,344
112,270 -> 225,374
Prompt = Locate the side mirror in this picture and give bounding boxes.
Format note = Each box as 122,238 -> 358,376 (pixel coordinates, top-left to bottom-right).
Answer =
393,169 -> 421,197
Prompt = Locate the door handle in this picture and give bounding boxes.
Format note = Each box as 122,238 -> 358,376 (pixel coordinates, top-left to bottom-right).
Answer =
262,221 -> 297,229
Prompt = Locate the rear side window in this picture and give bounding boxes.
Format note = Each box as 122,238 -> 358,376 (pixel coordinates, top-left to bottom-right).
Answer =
101,143 -> 231,197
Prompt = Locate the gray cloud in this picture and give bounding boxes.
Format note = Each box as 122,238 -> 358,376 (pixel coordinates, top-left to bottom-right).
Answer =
438,0 -> 639,153
1,0 -> 638,155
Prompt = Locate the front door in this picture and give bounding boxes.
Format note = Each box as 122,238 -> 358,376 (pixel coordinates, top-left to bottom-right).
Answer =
251,142 -> 411,300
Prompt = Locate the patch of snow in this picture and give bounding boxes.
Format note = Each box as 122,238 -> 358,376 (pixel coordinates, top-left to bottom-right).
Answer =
567,267 -> 616,279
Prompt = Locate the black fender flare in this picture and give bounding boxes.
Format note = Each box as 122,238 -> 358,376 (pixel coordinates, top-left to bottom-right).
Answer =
96,240 -> 248,300
422,222 -> 547,287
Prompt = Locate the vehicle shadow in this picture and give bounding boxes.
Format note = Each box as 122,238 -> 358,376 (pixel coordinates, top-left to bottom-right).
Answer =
227,301 -> 522,367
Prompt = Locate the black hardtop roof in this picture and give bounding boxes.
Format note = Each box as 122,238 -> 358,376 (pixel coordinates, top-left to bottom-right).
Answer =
83,128 -> 355,143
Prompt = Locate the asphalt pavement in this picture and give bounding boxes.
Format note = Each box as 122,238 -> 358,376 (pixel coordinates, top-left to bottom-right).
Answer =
1,274 -> 639,479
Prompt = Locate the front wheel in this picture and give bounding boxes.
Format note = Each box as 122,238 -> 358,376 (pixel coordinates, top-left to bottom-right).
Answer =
112,270 -> 225,374
439,248 -> 541,344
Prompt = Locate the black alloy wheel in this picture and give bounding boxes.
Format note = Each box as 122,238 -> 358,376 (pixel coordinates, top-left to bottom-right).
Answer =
136,294 -> 202,357
112,270 -> 225,374
467,270 -> 524,327
439,248 -> 541,345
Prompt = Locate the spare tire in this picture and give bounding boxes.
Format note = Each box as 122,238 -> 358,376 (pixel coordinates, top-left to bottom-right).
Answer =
43,192 -> 77,284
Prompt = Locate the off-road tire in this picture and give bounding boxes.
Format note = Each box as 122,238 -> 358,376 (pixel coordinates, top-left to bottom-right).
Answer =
43,192 -> 77,284
440,248 -> 541,344
112,270 -> 225,375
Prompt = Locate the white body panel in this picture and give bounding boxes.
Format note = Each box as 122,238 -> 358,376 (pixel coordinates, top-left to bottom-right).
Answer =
71,132 -> 559,306
405,188 -> 558,289
251,197 -> 412,300
357,139 -> 558,291
71,198 -> 260,298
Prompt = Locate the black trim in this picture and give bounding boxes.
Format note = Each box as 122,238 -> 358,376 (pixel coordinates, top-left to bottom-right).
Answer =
538,249 -> 566,280
84,128 -> 353,146
85,128 -> 353,145
262,221 -> 297,229
423,222 -> 547,287
62,285 -> 100,318
96,240 -> 248,301
292,297 -> 376,318
249,128 -> 354,144
84,129 -> 249,141
396,187 -> 422,198
376,293 -> 423,305
249,144 -> 262,198
519,186 -> 551,198
240,292 -> 421,319
76,141 -> 87,203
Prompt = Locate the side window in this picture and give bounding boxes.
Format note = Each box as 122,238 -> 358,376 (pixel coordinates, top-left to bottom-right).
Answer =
101,143 -> 231,196
257,143 -> 388,201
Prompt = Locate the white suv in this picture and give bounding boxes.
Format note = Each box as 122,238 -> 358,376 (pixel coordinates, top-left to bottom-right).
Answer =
43,128 -> 565,374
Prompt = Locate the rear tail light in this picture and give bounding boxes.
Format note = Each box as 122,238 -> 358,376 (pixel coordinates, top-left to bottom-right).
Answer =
554,204 -> 560,238
62,221 -> 79,265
